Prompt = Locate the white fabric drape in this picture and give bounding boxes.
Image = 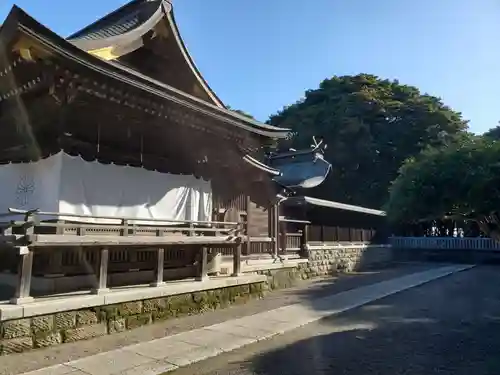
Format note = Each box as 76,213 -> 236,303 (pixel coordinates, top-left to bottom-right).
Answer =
0,152 -> 212,224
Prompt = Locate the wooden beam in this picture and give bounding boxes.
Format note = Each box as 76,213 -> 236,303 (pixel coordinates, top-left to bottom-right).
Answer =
30,234 -> 238,247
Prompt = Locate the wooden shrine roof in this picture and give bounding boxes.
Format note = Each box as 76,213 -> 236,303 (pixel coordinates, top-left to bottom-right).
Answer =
0,4 -> 290,140
67,0 -> 224,108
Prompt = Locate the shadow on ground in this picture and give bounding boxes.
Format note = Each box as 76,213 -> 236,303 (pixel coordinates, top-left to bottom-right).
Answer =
174,266 -> 500,375
247,266 -> 500,375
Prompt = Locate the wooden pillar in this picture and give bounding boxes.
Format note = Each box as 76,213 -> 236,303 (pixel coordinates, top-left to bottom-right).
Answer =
272,203 -> 280,257
10,247 -> 34,304
279,220 -> 287,255
92,247 -> 109,294
150,247 -> 165,287
11,211 -> 37,304
196,246 -> 209,281
300,224 -> 309,259
232,241 -> 242,276
244,195 -> 251,255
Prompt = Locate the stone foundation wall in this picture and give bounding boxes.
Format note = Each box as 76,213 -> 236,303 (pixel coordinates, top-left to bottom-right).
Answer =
257,267 -> 308,291
256,245 -> 392,291
0,282 -> 266,355
305,245 -> 393,277
0,245 -> 393,356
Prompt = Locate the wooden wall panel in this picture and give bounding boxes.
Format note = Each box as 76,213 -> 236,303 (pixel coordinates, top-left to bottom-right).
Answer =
247,200 -> 270,237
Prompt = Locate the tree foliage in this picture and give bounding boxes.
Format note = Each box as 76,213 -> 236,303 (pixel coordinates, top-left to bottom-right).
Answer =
483,123 -> 500,140
385,138 -> 500,239
267,74 -> 469,208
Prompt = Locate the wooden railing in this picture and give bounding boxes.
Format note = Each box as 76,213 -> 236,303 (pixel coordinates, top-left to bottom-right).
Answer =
284,232 -> 302,252
391,236 -> 500,251
0,208 -> 245,304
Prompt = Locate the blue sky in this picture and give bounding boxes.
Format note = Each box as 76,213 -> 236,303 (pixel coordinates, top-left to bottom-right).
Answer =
1,0 -> 498,133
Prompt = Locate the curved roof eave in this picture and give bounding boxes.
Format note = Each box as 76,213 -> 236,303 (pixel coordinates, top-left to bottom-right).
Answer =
69,3 -> 166,52
67,0 -> 224,108
165,7 -> 224,108
0,5 -> 290,139
64,0 -> 289,135
288,196 -> 387,217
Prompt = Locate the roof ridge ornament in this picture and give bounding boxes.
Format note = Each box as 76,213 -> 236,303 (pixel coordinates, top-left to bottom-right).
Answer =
269,136 -> 331,192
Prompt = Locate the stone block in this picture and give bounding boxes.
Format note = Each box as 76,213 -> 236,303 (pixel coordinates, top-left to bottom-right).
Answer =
126,313 -> 151,330
76,310 -> 98,326
118,301 -> 143,316
0,336 -> 32,355
55,312 -> 76,330
63,323 -> 107,343
249,282 -> 263,296
152,310 -> 174,322
1,319 -> 31,339
99,305 -> 118,319
192,292 -> 212,313
108,317 -> 126,334
32,315 -> 54,334
143,298 -> 167,313
34,331 -> 62,348
168,294 -> 197,316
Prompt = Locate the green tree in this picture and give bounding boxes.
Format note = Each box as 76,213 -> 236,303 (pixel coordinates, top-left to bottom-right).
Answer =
267,74 -> 469,208
385,138 -> 500,239
483,123 -> 500,140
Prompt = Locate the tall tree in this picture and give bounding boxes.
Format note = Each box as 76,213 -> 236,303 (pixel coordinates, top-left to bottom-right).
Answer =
267,74 -> 469,208
385,137 -> 500,239
483,123 -> 500,140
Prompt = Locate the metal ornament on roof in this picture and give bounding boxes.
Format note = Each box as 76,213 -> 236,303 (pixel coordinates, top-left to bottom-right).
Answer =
268,136 -> 331,192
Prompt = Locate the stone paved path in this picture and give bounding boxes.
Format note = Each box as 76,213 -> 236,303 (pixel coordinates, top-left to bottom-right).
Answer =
15,264 -> 471,375
0,263 -> 433,375
172,264 -> 500,375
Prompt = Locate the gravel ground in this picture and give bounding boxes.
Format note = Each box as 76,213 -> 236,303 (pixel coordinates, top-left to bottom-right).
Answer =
168,265 -> 500,375
0,263 -> 434,375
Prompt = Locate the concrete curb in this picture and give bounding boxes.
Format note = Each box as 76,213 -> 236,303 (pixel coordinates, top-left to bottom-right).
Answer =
20,264 -> 475,375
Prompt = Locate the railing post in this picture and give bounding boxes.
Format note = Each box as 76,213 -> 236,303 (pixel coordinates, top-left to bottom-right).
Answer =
92,247 -> 109,294
150,247 -> 165,287
10,246 -> 34,304
121,219 -> 129,236
196,246 -> 209,281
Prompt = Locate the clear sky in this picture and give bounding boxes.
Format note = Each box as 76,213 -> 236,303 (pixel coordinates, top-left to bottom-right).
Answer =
1,0 -> 498,133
